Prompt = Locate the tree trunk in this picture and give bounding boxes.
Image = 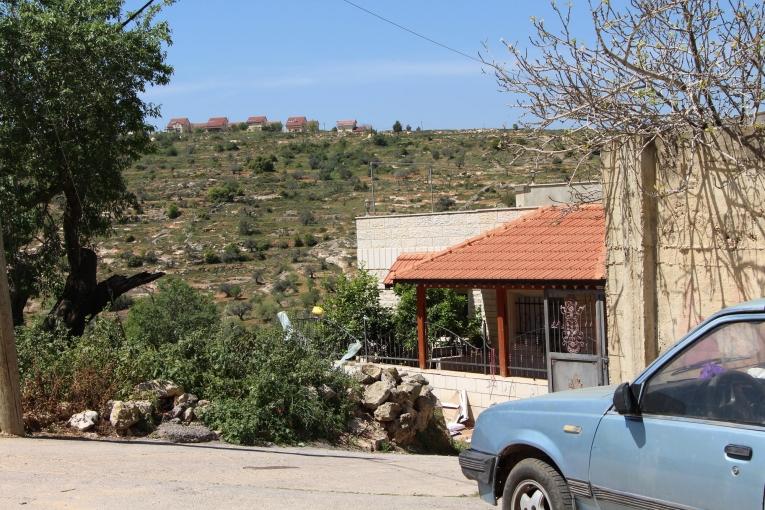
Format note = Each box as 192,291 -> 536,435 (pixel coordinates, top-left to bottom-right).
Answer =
48,247 -> 164,336
0,225 -> 24,436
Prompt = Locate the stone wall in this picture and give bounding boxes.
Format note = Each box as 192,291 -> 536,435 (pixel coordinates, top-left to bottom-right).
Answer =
604,134 -> 765,383
346,362 -> 548,419
514,181 -> 602,207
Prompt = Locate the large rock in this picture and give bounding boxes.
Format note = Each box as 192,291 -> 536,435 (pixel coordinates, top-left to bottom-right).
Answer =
380,367 -> 400,386
175,393 -> 198,406
360,364 -> 383,382
390,382 -> 422,405
152,423 -> 217,443
362,381 -> 391,409
133,380 -> 184,399
373,402 -> 401,422
110,401 -> 142,431
389,411 -> 418,445
403,373 -> 429,386
68,410 -> 98,432
414,393 -> 437,431
352,370 -> 374,385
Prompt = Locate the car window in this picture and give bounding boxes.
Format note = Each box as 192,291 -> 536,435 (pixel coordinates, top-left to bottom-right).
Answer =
641,320 -> 765,426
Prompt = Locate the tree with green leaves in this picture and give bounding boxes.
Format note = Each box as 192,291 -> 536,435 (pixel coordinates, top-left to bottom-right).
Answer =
392,120 -> 403,133
0,0 -> 175,333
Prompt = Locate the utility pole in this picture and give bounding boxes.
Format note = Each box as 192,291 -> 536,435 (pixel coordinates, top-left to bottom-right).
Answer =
369,162 -> 376,215
429,166 -> 434,212
0,223 -> 23,436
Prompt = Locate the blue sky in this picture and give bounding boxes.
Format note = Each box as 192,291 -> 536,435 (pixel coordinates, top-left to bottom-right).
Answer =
140,1 -> 595,130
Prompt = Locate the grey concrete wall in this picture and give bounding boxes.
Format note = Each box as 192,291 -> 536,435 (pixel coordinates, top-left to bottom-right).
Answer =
514,181 -> 602,207
604,133 -> 765,383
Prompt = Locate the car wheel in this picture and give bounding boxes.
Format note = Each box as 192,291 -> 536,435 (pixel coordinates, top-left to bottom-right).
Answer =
502,458 -> 573,510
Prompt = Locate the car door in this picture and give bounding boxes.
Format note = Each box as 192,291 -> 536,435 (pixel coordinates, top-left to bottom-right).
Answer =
589,317 -> 765,510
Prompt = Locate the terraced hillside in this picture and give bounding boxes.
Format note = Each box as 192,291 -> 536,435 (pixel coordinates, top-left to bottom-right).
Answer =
98,128 -> 599,323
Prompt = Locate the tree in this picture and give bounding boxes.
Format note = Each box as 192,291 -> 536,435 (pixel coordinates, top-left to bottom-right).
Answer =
392,120 -> 403,133
226,301 -> 252,320
488,0 -> 765,184
0,0 -> 174,332
0,226 -> 23,435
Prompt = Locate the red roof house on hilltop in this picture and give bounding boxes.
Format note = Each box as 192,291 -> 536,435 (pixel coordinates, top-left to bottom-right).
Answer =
247,116 -> 269,130
286,116 -> 308,132
204,117 -> 229,132
336,119 -> 357,132
166,117 -> 191,133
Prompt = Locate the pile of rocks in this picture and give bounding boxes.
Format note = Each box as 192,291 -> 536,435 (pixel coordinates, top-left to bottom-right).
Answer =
347,364 -> 443,451
65,379 -> 216,443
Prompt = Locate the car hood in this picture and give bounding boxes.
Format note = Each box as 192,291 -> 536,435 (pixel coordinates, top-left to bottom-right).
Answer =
488,384 -> 617,415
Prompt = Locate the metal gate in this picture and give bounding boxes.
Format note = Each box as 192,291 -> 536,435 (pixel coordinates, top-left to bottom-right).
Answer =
544,290 -> 608,392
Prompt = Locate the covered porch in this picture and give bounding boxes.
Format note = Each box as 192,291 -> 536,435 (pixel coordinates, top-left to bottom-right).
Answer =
378,205 -> 608,392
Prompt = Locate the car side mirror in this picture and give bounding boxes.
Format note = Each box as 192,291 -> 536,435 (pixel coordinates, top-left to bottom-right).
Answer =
613,382 -> 640,415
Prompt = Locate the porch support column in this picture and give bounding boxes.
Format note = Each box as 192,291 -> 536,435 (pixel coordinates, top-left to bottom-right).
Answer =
496,287 -> 509,377
416,284 -> 427,370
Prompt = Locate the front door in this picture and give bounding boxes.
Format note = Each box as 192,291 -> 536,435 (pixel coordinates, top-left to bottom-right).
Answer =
544,290 -> 607,392
589,317 -> 765,509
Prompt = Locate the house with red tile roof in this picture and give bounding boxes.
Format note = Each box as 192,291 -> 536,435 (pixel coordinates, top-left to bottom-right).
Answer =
247,116 -> 268,130
166,117 -> 191,134
355,200 -> 607,415
286,116 -> 308,132
204,117 -> 229,132
336,119 -> 357,133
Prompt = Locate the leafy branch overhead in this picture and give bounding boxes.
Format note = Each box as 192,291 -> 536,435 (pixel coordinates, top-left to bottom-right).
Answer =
486,0 -> 765,184
0,0 -> 175,332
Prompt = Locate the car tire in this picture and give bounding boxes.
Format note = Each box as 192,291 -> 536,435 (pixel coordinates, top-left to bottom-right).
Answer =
501,458 -> 573,510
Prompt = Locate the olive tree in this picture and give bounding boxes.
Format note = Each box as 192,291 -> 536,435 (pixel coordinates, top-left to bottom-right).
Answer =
0,0 -> 174,332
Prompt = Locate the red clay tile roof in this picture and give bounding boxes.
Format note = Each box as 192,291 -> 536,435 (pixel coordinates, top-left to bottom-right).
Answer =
383,252 -> 429,286
391,205 -> 606,285
206,117 -> 229,128
337,119 -> 357,128
166,117 -> 190,128
247,116 -> 268,124
286,116 -> 307,128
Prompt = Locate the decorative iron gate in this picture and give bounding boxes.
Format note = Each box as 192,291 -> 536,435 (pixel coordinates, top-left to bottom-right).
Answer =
544,290 -> 608,392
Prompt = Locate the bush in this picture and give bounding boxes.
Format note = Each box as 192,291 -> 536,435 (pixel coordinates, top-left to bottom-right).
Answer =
125,278 -> 220,348
204,250 -> 221,264
226,301 -> 252,320
207,180 -> 242,203
238,218 -> 256,236
249,155 -> 277,173
166,202 -> 181,219
221,243 -> 246,263
219,282 -> 243,299
299,210 -> 316,226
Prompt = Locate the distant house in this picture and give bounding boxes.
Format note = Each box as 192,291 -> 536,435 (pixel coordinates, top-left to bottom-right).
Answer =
247,116 -> 269,131
336,119 -> 357,133
353,124 -> 372,134
166,117 -> 191,134
204,117 -> 229,132
286,116 -> 308,132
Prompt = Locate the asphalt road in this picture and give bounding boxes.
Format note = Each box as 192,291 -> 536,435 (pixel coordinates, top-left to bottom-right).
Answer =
0,436 -> 487,509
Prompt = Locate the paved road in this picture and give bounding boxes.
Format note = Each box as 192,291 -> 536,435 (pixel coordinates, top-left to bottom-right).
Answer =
0,436 -> 486,509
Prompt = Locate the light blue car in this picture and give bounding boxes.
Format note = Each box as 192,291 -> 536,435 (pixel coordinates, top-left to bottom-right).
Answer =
460,299 -> 765,510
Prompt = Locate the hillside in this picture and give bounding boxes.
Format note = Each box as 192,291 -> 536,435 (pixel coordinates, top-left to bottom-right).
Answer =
98,128 -> 600,323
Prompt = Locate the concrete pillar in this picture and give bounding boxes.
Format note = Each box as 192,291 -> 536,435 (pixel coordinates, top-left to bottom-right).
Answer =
496,287 -> 509,377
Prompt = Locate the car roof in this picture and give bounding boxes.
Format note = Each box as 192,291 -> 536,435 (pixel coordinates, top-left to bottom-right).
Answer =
710,298 -> 765,318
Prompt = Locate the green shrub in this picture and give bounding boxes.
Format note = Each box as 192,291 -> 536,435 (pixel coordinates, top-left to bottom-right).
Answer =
125,278 -> 220,348
219,282 -> 242,299
249,155 -> 277,173
226,301 -> 252,320
166,202 -> 181,219
207,180 -> 242,203
221,243 -> 246,263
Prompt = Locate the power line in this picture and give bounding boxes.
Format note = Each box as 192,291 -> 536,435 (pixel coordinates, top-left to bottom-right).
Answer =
120,0 -> 156,29
339,0 -> 483,64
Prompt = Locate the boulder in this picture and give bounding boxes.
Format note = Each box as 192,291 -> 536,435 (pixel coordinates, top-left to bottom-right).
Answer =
380,367 -> 400,386
373,402 -> 401,422
389,411 -> 418,445
169,404 -> 186,420
390,382 -> 422,405
360,364 -> 383,382
68,410 -> 98,432
362,381 -> 391,410
175,393 -> 198,406
183,407 -> 195,423
414,393 -> 437,431
403,373 -> 429,386
133,379 -> 184,399
152,423 -> 217,443
110,401 -> 142,431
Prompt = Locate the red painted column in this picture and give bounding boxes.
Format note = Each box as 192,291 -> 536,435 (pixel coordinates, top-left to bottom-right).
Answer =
496,287 -> 509,377
416,284 -> 427,370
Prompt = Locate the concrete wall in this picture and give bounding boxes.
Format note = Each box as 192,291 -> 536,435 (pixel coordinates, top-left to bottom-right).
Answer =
514,181 -> 602,207
347,361 -> 548,419
604,134 -> 765,383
